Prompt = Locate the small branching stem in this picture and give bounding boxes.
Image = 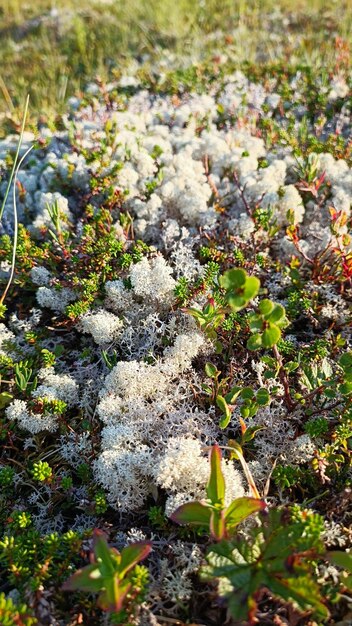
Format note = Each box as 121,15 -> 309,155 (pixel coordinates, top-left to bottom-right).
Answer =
272,344 -> 295,411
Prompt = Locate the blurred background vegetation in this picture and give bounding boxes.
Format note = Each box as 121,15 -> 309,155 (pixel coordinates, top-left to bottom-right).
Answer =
0,0 -> 351,127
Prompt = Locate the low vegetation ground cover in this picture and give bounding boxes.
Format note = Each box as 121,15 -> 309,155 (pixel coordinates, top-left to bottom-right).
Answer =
0,1 -> 351,625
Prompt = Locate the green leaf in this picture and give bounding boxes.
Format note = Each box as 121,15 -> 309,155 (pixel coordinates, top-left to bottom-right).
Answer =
284,361 -> 299,373
247,333 -> 262,351
323,387 -> 336,399
228,440 -> 243,460
242,425 -> 266,443
207,444 -> 225,505
210,509 -> 226,541
258,299 -> 274,315
62,563 -> 103,593
339,382 -> 352,396
219,412 -> 232,429
241,387 -> 255,400
225,497 -> 266,531
0,392 -> 13,409
267,304 -> 285,323
326,551 -> 352,574
243,276 -> 260,301
93,531 -> 115,576
216,395 -> 232,429
220,268 -> 246,290
205,362 -> 219,378
119,542 -> 152,579
262,325 -> 281,348
339,352 -> 352,369
268,576 -> 329,620
98,578 -> 130,612
240,406 -> 250,418
225,385 -> 242,404
170,501 -> 212,526
227,294 -> 247,312
249,315 -> 263,332
256,388 -> 270,405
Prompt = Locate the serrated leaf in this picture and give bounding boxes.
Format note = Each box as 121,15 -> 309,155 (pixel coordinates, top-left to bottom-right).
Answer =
262,325 -> 281,348
268,575 -> 329,620
323,387 -> 336,399
207,444 -> 225,505
247,333 -> 262,351
170,501 -> 211,526
225,497 -> 266,531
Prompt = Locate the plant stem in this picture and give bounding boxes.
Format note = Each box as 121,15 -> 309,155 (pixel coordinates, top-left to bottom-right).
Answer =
0,94 -> 30,222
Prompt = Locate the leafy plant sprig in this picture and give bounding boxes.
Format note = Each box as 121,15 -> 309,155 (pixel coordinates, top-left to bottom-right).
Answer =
63,530 -> 151,617
247,298 -> 289,350
171,444 -> 266,540
201,507 -> 330,623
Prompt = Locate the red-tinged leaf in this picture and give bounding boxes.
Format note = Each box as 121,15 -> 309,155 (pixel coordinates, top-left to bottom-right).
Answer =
62,563 -> 102,593
98,578 -> 131,612
239,417 -> 247,436
210,509 -> 226,541
224,497 -> 266,531
119,542 -> 152,578
207,444 -> 225,505
170,501 -> 211,527
93,530 -> 116,576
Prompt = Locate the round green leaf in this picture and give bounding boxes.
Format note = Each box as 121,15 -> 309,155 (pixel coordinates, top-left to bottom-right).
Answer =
243,276 -> 260,301
339,382 -> 352,396
240,406 -> 250,418
220,268 -> 246,290
241,387 -> 255,400
249,315 -> 263,332
267,304 -> 285,323
339,352 -> 352,369
256,388 -> 270,405
262,325 -> 281,348
247,333 -> 263,351
258,299 -> 274,315
227,294 -> 247,311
